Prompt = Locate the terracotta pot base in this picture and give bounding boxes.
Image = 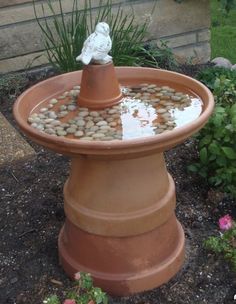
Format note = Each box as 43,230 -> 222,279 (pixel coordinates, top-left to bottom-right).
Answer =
58,218 -> 185,296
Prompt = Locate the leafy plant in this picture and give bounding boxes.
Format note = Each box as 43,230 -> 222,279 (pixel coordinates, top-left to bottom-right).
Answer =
189,66 -> 236,198
43,272 -> 108,304
143,41 -> 178,71
188,104 -> 236,197
197,68 -> 236,106
205,215 -> 236,271
34,0 -> 158,72
197,67 -> 236,91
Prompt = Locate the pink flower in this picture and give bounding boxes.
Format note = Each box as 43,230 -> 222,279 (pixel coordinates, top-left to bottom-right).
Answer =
219,215 -> 233,231
74,272 -> 81,280
63,300 -> 76,304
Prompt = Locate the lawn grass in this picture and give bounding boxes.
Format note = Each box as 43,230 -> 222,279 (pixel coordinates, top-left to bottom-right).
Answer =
211,0 -> 236,63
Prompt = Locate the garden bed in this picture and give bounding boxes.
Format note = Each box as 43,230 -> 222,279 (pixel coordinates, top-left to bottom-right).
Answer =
0,66 -> 235,304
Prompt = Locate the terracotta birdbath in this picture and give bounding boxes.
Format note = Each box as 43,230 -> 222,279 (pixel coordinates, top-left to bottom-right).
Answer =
13,21 -> 214,297
13,63 -> 214,296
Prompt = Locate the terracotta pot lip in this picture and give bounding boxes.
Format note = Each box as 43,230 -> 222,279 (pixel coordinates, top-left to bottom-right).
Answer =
13,67 -> 214,154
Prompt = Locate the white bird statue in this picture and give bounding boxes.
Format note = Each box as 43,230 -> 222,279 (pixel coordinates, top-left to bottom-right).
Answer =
76,22 -> 112,65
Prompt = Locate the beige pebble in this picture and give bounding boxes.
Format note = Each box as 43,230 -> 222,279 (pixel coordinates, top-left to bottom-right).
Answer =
68,105 -> 77,111
66,127 -> 77,134
90,126 -> 99,132
45,128 -> 56,134
76,120 -> 86,127
109,122 -> 117,127
57,130 -> 67,136
93,133 -> 105,138
100,125 -> 110,130
79,111 -> 89,117
171,96 -> 181,101
51,120 -> 61,126
40,108 -> 48,113
93,117 -> 103,123
96,120 -> 108,126
148,84 -> 156,89
85,131 -> 95,136
85,121 -> 95,128
49,98 -> 58,105
157,108 -> 167,114
108,109 -> 118,115
90,111 -> 99,117
106,117 -> 114,123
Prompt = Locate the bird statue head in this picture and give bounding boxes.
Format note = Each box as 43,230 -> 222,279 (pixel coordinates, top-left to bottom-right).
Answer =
95,22 -> 110,37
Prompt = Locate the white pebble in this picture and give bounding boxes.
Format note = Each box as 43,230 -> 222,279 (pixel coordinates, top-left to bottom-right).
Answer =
85,121 -> 95,129
93,133 -> 105,138
76,120 -> 86,127
49,98 -> 58,105
75,131 -> 84,137
79,111 -> 89,117
66,127 -> 77,134
40,108 -> 48,113
68,105 -> 77,111
96,120 -> 108,126
90,111 -> 99,117
157,108 -> 167,114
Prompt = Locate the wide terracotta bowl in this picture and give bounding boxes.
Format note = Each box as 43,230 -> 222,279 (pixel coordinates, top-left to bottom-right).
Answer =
14,67 -> 214,157
13,67 -> 214,296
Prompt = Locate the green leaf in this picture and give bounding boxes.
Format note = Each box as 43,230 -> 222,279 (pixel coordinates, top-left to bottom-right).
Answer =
209,142 -> 221,155
199,147 -> 208,164
216,156 -> 227,166
222,147 -> 236,159
199,134 -> 212,148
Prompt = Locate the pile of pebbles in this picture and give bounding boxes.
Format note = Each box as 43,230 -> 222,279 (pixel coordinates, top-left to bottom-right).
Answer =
27,83 -> 197,141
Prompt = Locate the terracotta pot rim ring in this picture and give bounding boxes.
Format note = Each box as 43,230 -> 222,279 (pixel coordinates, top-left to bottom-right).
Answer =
13,67 -> 214,154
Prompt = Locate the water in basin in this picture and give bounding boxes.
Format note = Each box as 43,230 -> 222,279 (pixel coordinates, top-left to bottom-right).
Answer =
28,83 -> 203,141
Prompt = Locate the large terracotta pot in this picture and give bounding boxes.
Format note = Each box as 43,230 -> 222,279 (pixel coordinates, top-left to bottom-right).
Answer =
13,66 -> 214,296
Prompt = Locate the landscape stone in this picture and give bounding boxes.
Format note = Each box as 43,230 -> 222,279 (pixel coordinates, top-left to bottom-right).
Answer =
211,57 -> 232,69
0,112 -> 35,166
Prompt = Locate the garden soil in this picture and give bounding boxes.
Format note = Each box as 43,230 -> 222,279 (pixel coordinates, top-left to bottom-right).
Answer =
0,66 -> 235,304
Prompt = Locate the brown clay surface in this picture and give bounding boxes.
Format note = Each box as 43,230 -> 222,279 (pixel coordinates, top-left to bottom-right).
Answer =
78,63 -> 122,108
58,218 -> 185,296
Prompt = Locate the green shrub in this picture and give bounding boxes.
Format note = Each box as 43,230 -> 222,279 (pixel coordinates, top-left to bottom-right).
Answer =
188,104 -> 236,197
189,68 -> 236,198
34,0 -> 159,72
197,67 -> 236,92
189,104 -> 236,197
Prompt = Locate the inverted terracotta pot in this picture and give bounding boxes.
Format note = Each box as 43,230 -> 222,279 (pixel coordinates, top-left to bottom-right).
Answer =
78,62 -> 122,109
13,67 -> 214,296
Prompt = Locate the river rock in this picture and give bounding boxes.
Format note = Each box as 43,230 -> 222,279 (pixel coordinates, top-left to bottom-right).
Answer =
75,130 -> 84,137
212,57 -> 232,69
231,64 -> 236,71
